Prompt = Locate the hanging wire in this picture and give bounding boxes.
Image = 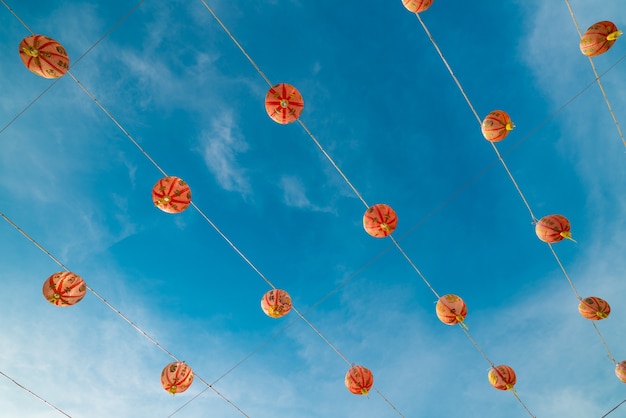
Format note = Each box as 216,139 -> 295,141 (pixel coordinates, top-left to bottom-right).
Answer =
602,399 -> 626,417
0,370 -> 72,417
0,211 -> 251,418
563,0 -> 626,147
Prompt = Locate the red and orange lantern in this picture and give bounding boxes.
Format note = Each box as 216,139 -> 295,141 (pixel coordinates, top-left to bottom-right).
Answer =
261,289 -> 292,318
161,362 -> 194,394
19,35 -> 69,79
616,361 -> 626,383
481,110 -> 514,142
265,83 -> 304,124
436,294 -> 467,325
152,176 -> 191,214
345,365 -> 374,395
363,204 -> 398,238
488,365 -> 516,390
580,21 -> 622,57
402,0 -> 433,13
535,214 -> 574,243
42,272 -> 87,307
578,296 -> 610,320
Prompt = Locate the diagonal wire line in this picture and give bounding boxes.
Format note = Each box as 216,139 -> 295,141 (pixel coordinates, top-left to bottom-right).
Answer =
0,211 -> 251,417
563,0 -> 625,147
0,370 -> 72,417
602,399 -> 626,417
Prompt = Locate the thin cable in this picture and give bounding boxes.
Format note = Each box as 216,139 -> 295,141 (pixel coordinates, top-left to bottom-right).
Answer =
0,0 -> 34,33
389,235 -> 440,299
563,0 -> 626,147
602,399 -> 626,417
0,370 -> 72,417
0,211 -> 250,417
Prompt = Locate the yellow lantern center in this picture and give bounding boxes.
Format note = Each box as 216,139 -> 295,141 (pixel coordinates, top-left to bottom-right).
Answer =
161,196 -> 171,204
380,222 -> 390,232
607,30 -> 623,41
360,388 -> 369,395
505,122 -> 515,131
280,99 -> 289,108
22,46 -> 39,57
169,385 -> 178,394
52,292 -> 60,301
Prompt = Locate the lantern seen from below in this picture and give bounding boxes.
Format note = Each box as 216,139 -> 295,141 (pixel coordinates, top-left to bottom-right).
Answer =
481,110 -> 514,142
402,0 -> 433,13
345,365 -> 374,395
436,294 -> 467,325
535,214 -> 574,243
265,83 -> 304,124
616,361 -> 626,383
580,21 -> 622,57
261,289 -> 292,318
488,365 -> 516,390
42,272 -> 86,307
152,176 -> 191,214
363,204 -> 398,238
161,362 -> 193,394
578,296 -> 610,320
19,35 -> 69,79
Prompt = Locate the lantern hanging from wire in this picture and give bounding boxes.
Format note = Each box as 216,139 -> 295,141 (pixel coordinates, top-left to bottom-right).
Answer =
363,204 -> 398,238
261,289 -> 292,318
488,365 -> 516,390
578,296 -> 610,320
152,176 -> 191,214
161,362 -> 194,394
265,83 -> 304,124
615,361 -> 626,383
580,21 -> 622,57
19,35 -> 69,78
345,365 -> 374,395
481,110 -> 514,142
535,214 -> 574,243
42,272 -> 86,307
436,294 -> 467,325
402,0 -> 433,13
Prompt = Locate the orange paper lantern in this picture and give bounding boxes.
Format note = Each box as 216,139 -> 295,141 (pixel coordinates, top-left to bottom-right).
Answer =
363,204 -> 398,238
265,83 -> 304,124
261,289 -> 292,318
402,0 -> 433,13
481,110 -> 514,142
580,21 -> 622,57
19,35 -> 69,79
535,214 -> 574,243
161,362 -> 194,394
488,365 -> 516,390
152,176 -> 191,214
42,272 -> 86,307
345,365 -> 374,395
578,296 -> 610,320
436,294 -> 467,325
616,361 -> 626,383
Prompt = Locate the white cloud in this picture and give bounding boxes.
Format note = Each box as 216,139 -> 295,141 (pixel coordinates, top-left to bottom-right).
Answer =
279,175 -> 333,212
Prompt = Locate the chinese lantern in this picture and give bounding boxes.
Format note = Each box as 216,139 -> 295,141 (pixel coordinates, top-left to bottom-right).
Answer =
42,272 -> 86,306
616,361 -> 626,383
363,204 -> 398,238
535,214 -> 574,243
580,21 -> 622,57
402,0 -> 433,13
152,176 -> 191,214
345,365 -> 374,395
261,289 -> 292,318
19,35 -> 69,79
578,296 -> 610,320
481,110 -> 514,142
161,362 -> 194,394
488,365 -> 516,390
436,294 -> 467,325
265,83 -> 304,124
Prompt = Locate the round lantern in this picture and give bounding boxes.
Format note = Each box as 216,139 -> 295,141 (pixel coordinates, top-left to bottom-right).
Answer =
580,21 -> 622,57
260,289 -> 292,318
488,365 -> 516,390
578,296 -> 610,320
152,176 -> 191,214
363,204 -> 398,238
481,110 -> 514,142
161,362 -> 194,394
42,271 -> 87,307
535,214 -> 574,243
265,83 -> 304,124
616,361 -> 626,383
345,365 -> 374,395
436,294 -> 467,325
19,35 -> 70,79
402,0 -> 433,13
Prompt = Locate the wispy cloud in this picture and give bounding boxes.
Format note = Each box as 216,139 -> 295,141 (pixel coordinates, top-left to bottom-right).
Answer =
279,175 -> 333,213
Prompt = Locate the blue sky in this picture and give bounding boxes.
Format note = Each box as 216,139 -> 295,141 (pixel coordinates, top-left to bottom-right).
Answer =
0,0 -> 625,417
